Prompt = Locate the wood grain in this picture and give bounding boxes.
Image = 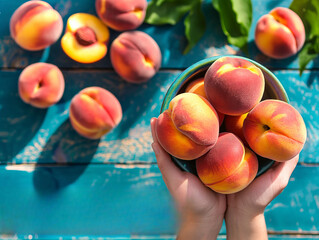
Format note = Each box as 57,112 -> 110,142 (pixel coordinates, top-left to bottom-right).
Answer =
0,70 -> 317,164
0,164 -> 318,236
1,0 -> 319,238
1,0 -> 318,70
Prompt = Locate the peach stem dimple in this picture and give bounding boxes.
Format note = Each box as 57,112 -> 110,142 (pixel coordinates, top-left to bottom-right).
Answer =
143,56 -> 154,68
263,124 -> 270,131
75,26 -> 97,46
133,8 -> 143,19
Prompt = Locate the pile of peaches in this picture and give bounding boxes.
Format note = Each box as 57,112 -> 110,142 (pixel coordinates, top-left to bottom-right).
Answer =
155,56 -> 307,194
10,0 -> 162,139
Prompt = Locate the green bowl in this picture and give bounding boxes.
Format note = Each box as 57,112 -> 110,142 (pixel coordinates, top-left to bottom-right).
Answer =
160,55 -> 289,177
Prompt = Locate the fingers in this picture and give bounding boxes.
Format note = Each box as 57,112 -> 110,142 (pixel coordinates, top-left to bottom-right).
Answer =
257,155 -> 299,201
270,155 -> 299,185
150,118 -> 185,189
269,155 -> 299,180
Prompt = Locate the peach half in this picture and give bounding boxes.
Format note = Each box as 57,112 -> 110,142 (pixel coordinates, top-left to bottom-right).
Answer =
18,63 -> 65,108
61,13 -> 110,63
10,1 -> 63,51
69,87 -> 122,139
110,31 -> 161,83
185,77 -> 224,126
196,133 -> 258,194
204,56 -> 265,116
255,7 -> 305,59
155,93 -> 219,160
95,0 -> 147,31
243,99 -> 307,162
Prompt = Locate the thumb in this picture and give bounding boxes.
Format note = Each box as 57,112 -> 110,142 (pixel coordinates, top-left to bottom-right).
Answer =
150,118 -> 185,189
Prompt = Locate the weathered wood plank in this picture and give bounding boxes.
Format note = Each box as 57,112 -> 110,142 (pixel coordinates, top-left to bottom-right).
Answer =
274,70 -> 319,164
1,0 -> 318,70
0,70 -> 178,164
0,164 -> 318,235
0,70 -> 317,164
1,235 -> 319,240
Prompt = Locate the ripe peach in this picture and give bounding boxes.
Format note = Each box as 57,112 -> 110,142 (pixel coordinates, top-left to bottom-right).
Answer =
18,63 -> 65,108
155,93 -> 219,160
204,56 -> 265,116
110,31 -> 161,84
243,99 -> 307,162
185,77 -> 224,126
224,113 -> 249,145
10,1 -> 63,51
95,0 -> 147,31
196,133 -> 258,194
69,87 -> 122,139
255,7 -> 305,59
61,13 -> 110,64
185,77 -> 207,98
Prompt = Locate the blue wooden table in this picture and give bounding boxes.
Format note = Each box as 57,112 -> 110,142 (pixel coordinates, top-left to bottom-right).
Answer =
0,0 -> 318,239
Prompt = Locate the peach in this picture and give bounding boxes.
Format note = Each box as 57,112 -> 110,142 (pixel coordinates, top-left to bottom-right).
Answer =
110,31 -> 161,83
10,1 -> 63,51
185,77 -> 224,126
155,93 -> 219,160
61,13 -> 110,64
204,56 -> 265,116
69,87 -> 122,140
224,113 -> 249,145
95,0 -> 147,31
18,63 -> 65,108
243,99 -> 307,162
255,7 -> 305,59
185,77 -> 207,98
196,133 -> 258,194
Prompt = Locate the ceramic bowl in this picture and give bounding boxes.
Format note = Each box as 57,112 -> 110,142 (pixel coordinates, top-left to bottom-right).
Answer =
160,55 -> 289,177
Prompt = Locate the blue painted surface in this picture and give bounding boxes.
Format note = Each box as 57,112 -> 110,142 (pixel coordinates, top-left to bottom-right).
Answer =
0,165 -> 319,236
0,0 -> 319,239
0,70 -> 317,164
1,0 -> 319,70
0,237 -> 319,240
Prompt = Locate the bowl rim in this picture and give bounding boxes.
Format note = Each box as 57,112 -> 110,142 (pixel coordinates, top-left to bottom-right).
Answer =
159,55 -> 290,178
161,55 -> 289,112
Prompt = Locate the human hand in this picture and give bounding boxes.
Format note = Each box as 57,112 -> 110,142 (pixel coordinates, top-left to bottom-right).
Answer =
150,117 -> 226,240
227,155 -> 299,216
225,155 -> 299,240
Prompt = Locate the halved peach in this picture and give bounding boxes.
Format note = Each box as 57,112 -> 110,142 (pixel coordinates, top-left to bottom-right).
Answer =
61,13 -> 110,63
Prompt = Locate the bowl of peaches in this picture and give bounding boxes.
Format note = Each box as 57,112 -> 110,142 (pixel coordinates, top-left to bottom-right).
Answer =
154,55 -> 307,194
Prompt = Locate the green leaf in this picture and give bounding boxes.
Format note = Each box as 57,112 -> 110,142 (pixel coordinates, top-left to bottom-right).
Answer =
145,0 -> 199,25
290,0 -> 319,73
290,0 -> 319,40
299,36 -> 319,75
183,1 -> 206,54
212,0 -> 252,50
